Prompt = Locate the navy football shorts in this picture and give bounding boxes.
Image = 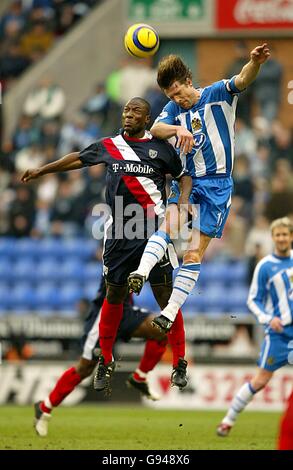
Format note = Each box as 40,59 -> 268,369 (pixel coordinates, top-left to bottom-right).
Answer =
103,237 -> 174,286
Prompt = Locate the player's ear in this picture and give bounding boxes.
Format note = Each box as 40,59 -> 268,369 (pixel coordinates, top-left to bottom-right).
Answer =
145,114 -> 151,127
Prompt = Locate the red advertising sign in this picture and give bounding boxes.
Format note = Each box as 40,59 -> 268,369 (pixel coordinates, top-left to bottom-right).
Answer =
216,0 -> 293,29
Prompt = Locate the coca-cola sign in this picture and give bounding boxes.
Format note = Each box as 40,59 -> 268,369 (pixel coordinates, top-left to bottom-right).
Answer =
216,0 -> 293,29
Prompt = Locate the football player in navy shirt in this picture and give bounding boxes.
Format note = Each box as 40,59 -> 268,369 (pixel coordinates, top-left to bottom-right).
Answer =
22,97 -> 192,393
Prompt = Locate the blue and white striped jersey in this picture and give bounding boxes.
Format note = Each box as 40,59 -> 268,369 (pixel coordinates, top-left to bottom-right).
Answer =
247,251 -> 293,326
155,77 -> 242,178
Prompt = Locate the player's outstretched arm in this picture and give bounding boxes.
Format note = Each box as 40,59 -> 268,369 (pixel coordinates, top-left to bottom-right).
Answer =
151,123 -> 194,154
21,152 -> 83,182
234,43 -> 270,91
151,122 -> 180,139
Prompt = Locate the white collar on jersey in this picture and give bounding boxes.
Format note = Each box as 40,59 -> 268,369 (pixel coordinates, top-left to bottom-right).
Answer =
123,130 -> 152,140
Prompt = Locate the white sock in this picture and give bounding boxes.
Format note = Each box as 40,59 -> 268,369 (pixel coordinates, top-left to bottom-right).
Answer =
44,397 -> 53,410
223,382 -> 257,425
136,231 -> 171,278
134,368 -> 147,381
162,263 -> 200,322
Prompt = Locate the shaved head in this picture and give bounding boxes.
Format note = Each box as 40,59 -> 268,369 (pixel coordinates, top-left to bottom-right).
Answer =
128,97 -> 151,115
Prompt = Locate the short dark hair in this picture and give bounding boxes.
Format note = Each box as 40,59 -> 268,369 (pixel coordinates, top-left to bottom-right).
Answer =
129,97 -> 151,115
157,55 -> 192,90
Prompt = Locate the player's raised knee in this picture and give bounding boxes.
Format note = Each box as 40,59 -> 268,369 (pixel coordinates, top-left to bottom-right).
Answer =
183,250 -> 201,265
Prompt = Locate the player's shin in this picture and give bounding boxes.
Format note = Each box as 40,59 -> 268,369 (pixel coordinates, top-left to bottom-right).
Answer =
223,382 -> 257,425
99,299 -> 123,364
167,309 -> 185,367
40,367 -> 82,413
135,230 -> 171,278
135,338 -> 167,379
162,263 -> 200,321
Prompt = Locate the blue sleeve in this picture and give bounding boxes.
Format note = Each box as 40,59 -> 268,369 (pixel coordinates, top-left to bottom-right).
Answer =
154,101 -> 178,125
225,76 -> 243,94
206,78 -> 243,105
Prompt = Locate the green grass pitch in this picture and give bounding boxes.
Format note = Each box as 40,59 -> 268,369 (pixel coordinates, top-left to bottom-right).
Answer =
0,405 -> 281,450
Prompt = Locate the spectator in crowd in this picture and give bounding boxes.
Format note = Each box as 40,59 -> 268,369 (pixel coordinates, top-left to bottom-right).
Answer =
221,201 -> 248,259
81,82 -> 119,135
245,215 -> 273,256
0,18 -> 23,56
82,82 -> 110,117
40,121 -> 61,147
233,154 -> 254,219
235,118 -> 257,160
50,178 -> 82,236
265,175 -> 293,221
7,185 -> 36,237
269,121 -> 293,166
0,1 -> 25,40
251,142 -> 271,179
57,115 -> 95,156
1,140 -> 15,173
77,164 -> 105,213
32,198 -> 52,237
245,215 -> 273,279
12,114 -> 40,150
23,77 -> 66,120
36,173 -> 58,204
0,41 -> 31,82
20,20 -> 54,60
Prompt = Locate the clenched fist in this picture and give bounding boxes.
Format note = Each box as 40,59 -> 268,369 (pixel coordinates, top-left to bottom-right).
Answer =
21,169 -> 41,183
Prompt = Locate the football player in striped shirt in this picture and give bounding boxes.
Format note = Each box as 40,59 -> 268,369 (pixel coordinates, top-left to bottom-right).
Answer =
128,44 -> 271,333
217,217 -> 293,437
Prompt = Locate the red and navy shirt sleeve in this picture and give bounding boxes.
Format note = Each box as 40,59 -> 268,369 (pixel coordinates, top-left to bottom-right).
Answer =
79,140 -> 107,166
160,142 -> 186,180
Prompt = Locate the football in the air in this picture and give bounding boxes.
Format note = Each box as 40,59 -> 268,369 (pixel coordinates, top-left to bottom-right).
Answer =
124,23 -> 159,58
